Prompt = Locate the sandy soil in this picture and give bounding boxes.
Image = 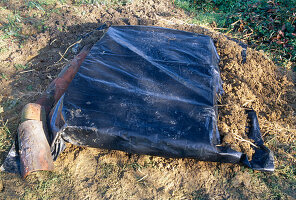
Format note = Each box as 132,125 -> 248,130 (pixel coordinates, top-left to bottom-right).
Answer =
0,0 -> 295,199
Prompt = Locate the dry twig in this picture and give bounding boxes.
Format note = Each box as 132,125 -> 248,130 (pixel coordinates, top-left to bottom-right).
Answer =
56,39 -> 82,63
232,132 -> 259,148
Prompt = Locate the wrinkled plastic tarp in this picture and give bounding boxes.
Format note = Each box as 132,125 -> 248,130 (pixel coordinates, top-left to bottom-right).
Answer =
49,26 -> 274,171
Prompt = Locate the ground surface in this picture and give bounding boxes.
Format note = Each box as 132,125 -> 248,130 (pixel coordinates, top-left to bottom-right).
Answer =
0,0 -> 295,199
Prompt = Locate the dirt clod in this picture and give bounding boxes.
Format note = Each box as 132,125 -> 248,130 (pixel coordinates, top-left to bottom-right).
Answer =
0,180 -> 3,192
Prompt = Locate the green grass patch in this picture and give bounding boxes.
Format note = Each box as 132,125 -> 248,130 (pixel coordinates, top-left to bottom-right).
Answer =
0,73 -> 8,80
174,0 -> 195,12
0,120 -> 13,160
0,13 -> 24,40
0,1 -> 60,44
25,0 -> 59,12
3,98 -> 20,110
22,170 -> 73,200
175,0 -> 296,68
73,0 -> 131,6
14,64 -> 28,70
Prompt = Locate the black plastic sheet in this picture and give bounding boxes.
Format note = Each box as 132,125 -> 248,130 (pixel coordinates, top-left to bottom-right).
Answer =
49,26 -> 274,171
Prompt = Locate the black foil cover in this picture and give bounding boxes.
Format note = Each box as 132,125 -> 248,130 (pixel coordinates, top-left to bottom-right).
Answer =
49,26 -> 274,171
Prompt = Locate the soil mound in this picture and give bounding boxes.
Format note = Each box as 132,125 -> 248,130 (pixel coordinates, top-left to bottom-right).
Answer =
0,0 -> 295,199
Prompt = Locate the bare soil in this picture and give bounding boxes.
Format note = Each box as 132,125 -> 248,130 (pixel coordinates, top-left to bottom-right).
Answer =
0,0 -> 295,199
